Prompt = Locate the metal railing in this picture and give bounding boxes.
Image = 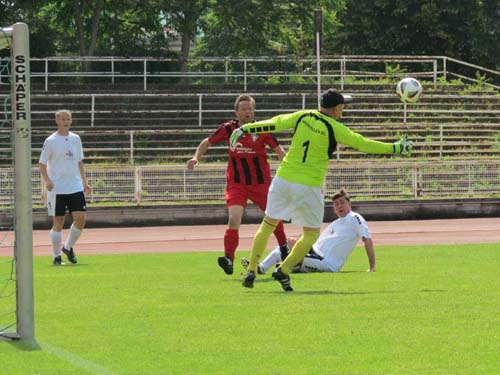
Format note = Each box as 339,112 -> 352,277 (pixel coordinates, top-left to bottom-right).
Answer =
6,90 -> 500,127
3,118 -> 500,165
29,55 -> 443,91
1,55 -> 498,92
1,87 -> 499,165
0,160 -> 498,206
34,91 -> 312,127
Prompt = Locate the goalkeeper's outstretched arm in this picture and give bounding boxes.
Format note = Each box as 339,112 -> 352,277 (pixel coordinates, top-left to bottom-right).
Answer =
229,113 -> 300,149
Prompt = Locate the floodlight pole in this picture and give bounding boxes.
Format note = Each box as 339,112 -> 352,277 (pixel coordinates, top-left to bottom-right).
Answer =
11,22 -> 35,342
314,9 -> 322,109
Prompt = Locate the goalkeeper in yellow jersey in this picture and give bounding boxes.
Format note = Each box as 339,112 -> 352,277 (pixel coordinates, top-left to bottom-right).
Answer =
230,89 -> 412,291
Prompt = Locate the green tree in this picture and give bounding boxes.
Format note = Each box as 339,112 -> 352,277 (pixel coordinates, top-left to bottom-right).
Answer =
194,0 -> 344,57
475,0 -> 500,70
35,0 -> 104,57
333,0 -> 499,70
18,0 -> 169,58
157,0 -> 208,72
0,1 -> 57,57
96,1 -> 168,57
4,0 -> 498,73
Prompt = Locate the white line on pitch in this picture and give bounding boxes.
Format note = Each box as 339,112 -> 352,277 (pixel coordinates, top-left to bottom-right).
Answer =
40,341 -> 118,375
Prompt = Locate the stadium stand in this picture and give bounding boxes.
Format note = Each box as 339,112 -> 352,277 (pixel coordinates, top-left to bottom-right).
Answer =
1,84 -> 498,165
0,56 -> 498,204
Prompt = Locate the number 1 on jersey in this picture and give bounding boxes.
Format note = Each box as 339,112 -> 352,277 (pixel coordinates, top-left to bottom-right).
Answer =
302,140 -> 310,163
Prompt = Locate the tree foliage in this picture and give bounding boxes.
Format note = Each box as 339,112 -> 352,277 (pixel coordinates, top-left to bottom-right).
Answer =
0,0 -> 498,70
333,0 -> 499,69
156,0 -> 208,71
194,0 -> 344,57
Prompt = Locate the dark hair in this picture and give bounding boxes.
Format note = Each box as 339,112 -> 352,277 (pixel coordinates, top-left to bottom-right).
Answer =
234,95 -> 255,111
320,89 -> 352,108
332,189 -> 351,202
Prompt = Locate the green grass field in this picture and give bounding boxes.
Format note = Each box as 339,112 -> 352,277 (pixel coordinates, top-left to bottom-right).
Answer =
1,243 -> 500,375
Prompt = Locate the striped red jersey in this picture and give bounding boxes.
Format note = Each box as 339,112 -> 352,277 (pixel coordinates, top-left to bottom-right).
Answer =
208,119 -> 279,185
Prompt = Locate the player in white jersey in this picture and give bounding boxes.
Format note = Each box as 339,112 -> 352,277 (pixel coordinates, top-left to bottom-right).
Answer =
242,189 -> 376,274
39,110 -> 91,265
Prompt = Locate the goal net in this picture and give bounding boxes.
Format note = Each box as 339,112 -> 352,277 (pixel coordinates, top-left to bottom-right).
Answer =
0,23 -> 34,342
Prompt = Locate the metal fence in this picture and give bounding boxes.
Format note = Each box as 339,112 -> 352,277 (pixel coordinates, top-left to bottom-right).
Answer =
36,91 -> 313,128
2,90 -> 498,164
24,90 -> 500,127
1,55 -> 498,91
1,160 -> 498,207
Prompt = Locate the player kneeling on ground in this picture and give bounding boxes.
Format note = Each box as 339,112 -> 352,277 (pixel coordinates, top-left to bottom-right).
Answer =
242,189 -> 376,275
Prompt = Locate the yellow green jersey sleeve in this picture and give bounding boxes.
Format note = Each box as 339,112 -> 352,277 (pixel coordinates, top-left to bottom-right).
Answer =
240,110 -> 396,187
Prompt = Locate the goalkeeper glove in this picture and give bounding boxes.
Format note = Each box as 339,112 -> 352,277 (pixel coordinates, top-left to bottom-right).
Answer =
229,127 -> 246,150
394,134 -> 413,156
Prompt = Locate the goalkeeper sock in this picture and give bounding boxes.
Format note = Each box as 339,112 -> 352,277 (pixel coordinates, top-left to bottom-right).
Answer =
223,229 -> 239,261
280,228 -> 320,275
247,219 -> 276,273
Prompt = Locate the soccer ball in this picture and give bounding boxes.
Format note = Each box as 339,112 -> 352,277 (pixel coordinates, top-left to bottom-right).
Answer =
396,78 -> 423,103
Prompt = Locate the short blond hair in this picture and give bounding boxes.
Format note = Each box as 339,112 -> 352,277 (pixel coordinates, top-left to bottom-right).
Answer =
55,109 -> 72,119
234,95 -> 255,111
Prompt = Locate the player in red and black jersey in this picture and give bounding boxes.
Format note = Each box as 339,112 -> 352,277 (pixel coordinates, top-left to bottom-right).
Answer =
187,95 -> 288,275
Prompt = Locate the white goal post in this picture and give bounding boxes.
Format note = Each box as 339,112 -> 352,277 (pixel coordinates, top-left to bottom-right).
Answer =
0,22 -> 34,342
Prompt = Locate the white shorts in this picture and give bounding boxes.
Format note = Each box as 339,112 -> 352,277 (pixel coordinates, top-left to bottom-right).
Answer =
295,257 -> 338,273
265,176 -> 324,228
46,189 -> 56,217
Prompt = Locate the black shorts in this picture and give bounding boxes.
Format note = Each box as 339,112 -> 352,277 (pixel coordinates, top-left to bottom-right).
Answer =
55,191 -> 87,216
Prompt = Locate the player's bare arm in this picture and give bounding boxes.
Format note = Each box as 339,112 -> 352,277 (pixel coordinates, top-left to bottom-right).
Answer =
39,162 -> 54,191
272,145 -> 286,161
187,138 -> 211,170
362,237 -> 376,272
79,161 -> 92,195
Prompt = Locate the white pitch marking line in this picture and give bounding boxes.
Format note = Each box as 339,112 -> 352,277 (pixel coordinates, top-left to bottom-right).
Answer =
41,341 -> 118,375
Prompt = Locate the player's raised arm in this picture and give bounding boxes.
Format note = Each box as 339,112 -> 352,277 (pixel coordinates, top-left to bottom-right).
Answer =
230,111 -> 307,149
333,121 -> 413,156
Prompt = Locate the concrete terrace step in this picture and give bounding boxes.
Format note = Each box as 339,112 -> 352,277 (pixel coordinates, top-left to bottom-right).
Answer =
2,83 -> 498,166
22,81 -> 482,94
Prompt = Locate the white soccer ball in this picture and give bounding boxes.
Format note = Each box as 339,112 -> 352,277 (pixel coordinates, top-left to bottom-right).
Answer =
396,78 -> 423,103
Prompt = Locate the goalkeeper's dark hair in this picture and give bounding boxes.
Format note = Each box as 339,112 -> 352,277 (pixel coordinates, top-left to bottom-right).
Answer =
234,94 -> 255,111
332,189 -> 351,202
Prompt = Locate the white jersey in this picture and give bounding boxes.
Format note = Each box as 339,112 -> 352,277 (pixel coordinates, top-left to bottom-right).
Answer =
313,210 -> 371,272
39,131 -> 84,194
